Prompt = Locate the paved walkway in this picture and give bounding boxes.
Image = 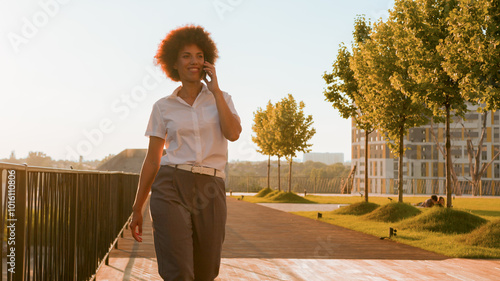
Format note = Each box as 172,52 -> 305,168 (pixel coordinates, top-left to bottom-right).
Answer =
96,197 -> 500,280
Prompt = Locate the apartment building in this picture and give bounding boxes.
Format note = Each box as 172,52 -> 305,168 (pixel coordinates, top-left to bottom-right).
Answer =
351,107 -> 500,194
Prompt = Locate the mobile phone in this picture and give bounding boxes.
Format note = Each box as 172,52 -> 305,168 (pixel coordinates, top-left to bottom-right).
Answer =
202,69 -> 211,82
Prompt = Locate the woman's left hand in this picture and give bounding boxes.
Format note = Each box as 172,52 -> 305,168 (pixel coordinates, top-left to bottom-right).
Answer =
203,61 -> 221,93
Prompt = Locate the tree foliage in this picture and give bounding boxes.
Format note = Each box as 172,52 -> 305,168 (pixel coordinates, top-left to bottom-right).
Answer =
440,0 -> 500,111
252,95 -> 316,192
252,101 -> 276,156
323,16 -> 374,132
323,15 -> 375,202
252,101 -> 276,188
274,94 -> 316,192
351,18 -> 431,202
388,0 -> 465,207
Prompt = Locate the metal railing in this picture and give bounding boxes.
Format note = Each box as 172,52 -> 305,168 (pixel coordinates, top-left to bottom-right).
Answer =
387,178 -> 500,196
1,162 -> 139,281
227,175 -> 500,196
226,176 -> 343,193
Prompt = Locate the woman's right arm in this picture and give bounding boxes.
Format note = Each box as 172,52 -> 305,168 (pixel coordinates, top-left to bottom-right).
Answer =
129,136 -> 165,242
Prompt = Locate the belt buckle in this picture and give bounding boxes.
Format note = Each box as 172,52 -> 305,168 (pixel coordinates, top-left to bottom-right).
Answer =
191,165 -> 203,175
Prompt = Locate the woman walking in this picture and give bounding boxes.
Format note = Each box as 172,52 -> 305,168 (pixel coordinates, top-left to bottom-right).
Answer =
129,25 -> 241,281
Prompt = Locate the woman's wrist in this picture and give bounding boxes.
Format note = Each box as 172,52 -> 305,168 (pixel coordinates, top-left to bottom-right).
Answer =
133,204 -> 143,213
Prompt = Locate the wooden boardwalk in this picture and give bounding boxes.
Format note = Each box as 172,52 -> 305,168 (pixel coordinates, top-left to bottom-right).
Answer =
96,197 -> 500,280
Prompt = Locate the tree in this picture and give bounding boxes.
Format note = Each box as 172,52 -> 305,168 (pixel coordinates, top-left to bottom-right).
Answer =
323,15 -> 375,202
463,112 -> 500,195
440,0 -> 500,112
274,94 -> 316,193
351,19 -> 431,203
389,0 -> 464,208
252,101 -> 276,189
429,121 -> 461,194
26,151 -> 52,167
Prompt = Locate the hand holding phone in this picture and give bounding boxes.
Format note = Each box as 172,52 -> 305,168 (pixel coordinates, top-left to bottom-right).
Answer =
203,61 -> 216,87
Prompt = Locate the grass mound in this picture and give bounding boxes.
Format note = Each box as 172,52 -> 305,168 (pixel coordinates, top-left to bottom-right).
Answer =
255,187 -> 273,197
462,219 -> 500,248
363,202 -> 421,223
400,207 -> 487,234
267,191 -> 314,203
265,190 -> 281,198
335,202 -> 380,216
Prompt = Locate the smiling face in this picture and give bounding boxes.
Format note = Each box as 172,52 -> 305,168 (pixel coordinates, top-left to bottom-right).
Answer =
174,44 -> 205,83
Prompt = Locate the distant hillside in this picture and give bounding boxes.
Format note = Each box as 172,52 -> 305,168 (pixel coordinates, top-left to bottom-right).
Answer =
97,149 -> 148,173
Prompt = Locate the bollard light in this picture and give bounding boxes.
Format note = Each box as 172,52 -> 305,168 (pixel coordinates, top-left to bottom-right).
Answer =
390,227 -> 397,238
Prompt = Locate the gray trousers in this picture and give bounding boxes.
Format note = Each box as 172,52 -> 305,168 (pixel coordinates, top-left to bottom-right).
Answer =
150,165 -> 227,281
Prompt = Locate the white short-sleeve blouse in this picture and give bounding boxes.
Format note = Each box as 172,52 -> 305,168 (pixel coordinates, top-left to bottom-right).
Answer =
145,84 -> 240,171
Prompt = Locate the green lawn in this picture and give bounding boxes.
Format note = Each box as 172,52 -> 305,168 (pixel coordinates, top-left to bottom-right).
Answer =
294,209 -> 500,258
234,192 -> 500,258
236,193 -> 500,215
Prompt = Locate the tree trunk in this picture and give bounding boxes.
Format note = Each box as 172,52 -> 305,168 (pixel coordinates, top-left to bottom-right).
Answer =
364,130 -> 369,203
288,159 -> 293,193
277,157 -> 281,191
267,155 -> 270,189
470,112 -> 487,196
398,126 -> 404,203
445,104 -> 453,208
430,120 -> 460,195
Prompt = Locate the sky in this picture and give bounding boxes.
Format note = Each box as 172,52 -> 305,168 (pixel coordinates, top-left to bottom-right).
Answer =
0,0 -> 394,163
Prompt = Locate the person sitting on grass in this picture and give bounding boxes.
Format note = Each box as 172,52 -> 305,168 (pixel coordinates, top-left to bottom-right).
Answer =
436,196 -> 445,207
420,195 -> 438,207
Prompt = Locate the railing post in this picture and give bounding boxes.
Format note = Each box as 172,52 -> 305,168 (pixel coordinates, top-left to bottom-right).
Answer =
71,172 -> 79,280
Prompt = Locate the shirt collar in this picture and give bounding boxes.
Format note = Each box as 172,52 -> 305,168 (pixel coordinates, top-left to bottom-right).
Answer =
168,83 -> 209,100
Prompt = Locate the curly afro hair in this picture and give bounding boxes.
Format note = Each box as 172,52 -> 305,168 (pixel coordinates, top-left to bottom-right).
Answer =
155,25 -> 219,82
